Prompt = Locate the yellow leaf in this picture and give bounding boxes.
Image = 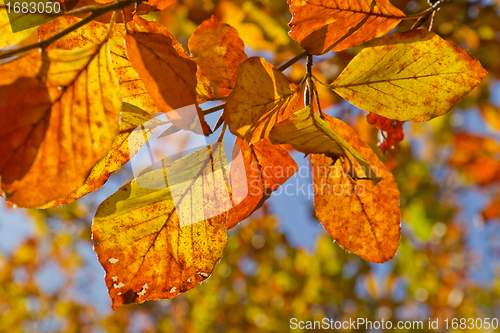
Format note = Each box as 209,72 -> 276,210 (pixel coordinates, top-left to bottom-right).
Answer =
332,30 -> 487,121
0,0 -> 37,49
227,138 -> 298,229
269,106 -> 381,185
39,104 -> 163,208
189,15 -> 248,89
310,114 -> 400,263
125,31 -> 212,135
224,57 -> 301,143
38,16 -> 159,114
0,42 -> 121,208
288,0 -> 405,55
92,143 -> 230,309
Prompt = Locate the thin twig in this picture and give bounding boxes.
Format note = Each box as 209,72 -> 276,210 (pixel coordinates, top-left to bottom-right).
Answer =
428,10 -> 437,31
312,81 -> 325,119
205,95 -> 229,101
203,103 -> 225,115
0,0 -> 144,60
277,50 -> 308,72
213,113 -> 225,132
217,123 -> 227,142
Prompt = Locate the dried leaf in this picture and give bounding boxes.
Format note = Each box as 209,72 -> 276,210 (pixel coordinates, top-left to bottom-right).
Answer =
189,15 -> 248,89
224,57 -> 300,143
227,138 -> 298,229
92,143 -> 230,309
288,0 -> 405,55
125,32 -> 211,135
311,114 -> 400,263
40,104 -> 162,208
269,106 -> 381,185
332,30 -> 487,122
0,42 -> 121,208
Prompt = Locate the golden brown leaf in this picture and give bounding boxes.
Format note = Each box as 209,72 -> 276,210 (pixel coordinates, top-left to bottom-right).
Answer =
92,143 -> 230,309
0,42 -> 121,208
38,16 -> 159,113
288,0 -> 405,55
224,57 -> 301,143
310,114 -> 400,263
227,138 -> 298,229
189,15 -> 248,89
332,30 -> 487,122
269,106 -> 381,185
125,32 -> 212,135
40,104 -> 162,208
38,16 -> 212,111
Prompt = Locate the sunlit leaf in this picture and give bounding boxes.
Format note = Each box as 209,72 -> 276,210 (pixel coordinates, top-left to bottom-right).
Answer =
332,30 -> 487,121
227,138 -> 297,229
92,143 -> 230,309
288,0 -> 405,55
269,106 -> 381,185
0,42 -> 121,208
40,104 -> 162,208
224,57 -> 301,143
189,15 -> 248,89
125,32 -> 211,135
146,0 -> 176,11
310,114 -> 400,263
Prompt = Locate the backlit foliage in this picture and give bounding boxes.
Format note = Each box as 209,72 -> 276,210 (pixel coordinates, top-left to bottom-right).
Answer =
0,0 -> 493,311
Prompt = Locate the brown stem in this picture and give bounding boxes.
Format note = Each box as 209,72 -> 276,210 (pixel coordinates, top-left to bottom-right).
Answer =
277,50 -> 308,72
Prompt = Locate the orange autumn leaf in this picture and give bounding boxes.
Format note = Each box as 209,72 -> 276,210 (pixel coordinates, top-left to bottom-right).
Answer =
146,0 -> 176,11
189,15 -> 248,89
288,0 -> 406,55
92,143 -> 230,309
125,32 -> 211,135
38,16 -> 160,113
40,104 -> 162,208
311,114 -> 400,263
0,42 -> 121,208
39,15 -> 212,111
448,133 -> 500,185
224,57 -> 301,143
227,138 -> 298,229
482,199 -> 500,222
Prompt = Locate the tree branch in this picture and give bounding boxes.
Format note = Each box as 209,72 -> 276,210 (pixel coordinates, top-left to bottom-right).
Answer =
0,0 -> 144,60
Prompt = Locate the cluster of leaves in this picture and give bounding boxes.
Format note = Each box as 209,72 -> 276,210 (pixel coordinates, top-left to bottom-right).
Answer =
0,0 -> 488,309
